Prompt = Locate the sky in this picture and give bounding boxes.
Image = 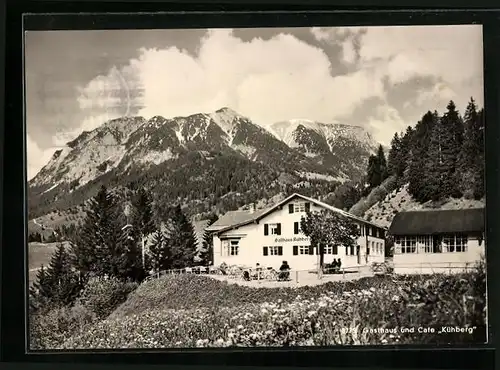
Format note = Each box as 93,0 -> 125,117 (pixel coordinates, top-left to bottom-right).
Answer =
25,25 -> 484,180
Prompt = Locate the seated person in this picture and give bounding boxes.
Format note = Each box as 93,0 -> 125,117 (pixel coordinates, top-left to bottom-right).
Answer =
278,261 -> 291,281
242,270 -> 251,281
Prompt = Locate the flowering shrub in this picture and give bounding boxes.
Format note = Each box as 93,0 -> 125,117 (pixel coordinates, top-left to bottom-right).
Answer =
42,265 -> 486,349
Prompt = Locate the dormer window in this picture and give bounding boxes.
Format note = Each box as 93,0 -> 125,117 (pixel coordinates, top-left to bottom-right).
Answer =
288,202 -> 311,214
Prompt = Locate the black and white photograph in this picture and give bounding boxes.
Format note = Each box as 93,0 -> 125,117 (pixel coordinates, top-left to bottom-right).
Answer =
25,24 -> 487,350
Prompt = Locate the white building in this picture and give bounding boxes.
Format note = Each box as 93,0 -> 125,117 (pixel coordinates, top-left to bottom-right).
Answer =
389,208 -> 485,274
206,193 -> 386,271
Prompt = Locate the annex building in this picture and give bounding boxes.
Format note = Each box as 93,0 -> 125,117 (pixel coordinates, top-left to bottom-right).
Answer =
206,193 -> 387,271
389,208 -> 485,274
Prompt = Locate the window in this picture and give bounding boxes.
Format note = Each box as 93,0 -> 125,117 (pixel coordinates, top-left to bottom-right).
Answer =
443,234 -> 468,252
360,225 -> 365,236
293,245 -> 313,255
264,223 -> 281,235
400,236 -> 417,254
222,239 -> 240,256
417,236 -> 433,253
289,202 -> 311,213
263,246 -> 283,256
318,245 -> 336,255
300,245 -> 312,255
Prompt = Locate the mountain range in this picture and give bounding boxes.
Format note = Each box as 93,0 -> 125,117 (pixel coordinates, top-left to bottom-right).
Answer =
28,107 -> 379,221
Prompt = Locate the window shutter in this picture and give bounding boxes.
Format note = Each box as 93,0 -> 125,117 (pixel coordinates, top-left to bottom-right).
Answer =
350,245 -> 354,255
333,245 -> 338,255
278,246 -> 283,255
263,247 -> 268,256
305,202 -> 311,212
293,245 -> 298,255
294,222 -> 299,234
289,204 -> 294,214
309,245 -> 314,255
276,223 -> 281,235
264,224 -> 268,236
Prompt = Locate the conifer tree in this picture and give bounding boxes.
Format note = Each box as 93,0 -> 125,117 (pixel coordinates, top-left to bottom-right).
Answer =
148,228 -> 172,272
366,154 -> 380,189
376,144 -> 388,182
199,213 -> 219,266
474,108 -> 485,199
118,223 -> 144,281
30,244 -> 81,311
168,205 -> 198,269
408,111 -> 437,202
387,132 -> 401,177
72,185 -> 124,279
131,188 -> 155,240
458,98 -> 485,199
29,265 -> 52,312
438,100 -> 464,198
47,243 -> 81,306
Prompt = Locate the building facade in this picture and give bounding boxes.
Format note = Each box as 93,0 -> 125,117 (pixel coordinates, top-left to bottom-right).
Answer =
389,208 -> 485,274
207,193 -> 387,271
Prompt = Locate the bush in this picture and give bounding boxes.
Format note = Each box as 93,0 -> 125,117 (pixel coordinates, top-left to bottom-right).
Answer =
77,276 -> 139,320
30,304 -> 97,350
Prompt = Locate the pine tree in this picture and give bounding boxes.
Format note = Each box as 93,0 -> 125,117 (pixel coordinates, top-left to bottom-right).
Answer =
366,154 -> 380,189
47,243 -> 81,306
29,265 -> 52,313
199,213 -> 219,266
408,111 -> 437,202
387,133 -> 401,176
168,205 -> 198,269
439,100 -> 464,198
118,223 -> 144,281
473,108 -> 485,199
148,228 -> 172,272
376,144 -> 388,182
72,185 -> 124,279
131,188 -> 155,240
30,244 -> 81,312
458,98 -> 485,199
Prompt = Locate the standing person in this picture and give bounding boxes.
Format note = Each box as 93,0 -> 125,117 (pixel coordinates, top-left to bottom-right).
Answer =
337,258 -> 342,272
255,263 -> 263,280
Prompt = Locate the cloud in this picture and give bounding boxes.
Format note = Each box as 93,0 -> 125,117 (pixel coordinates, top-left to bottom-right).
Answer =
357,25 -> 484,110
26,135 -> 54,180
61,25 -> 482,150
75,29 -> 388,129
366,104 -> 407,146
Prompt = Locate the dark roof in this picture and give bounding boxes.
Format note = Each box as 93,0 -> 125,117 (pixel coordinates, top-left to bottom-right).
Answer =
207,209 -> 267,231
207,193 -> 387,234
388,208 -> 485,236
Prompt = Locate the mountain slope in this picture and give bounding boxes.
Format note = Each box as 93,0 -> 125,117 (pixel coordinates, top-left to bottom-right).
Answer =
270,119 -> 377,179
28,108 -> 378,221
351,183 -> 486,229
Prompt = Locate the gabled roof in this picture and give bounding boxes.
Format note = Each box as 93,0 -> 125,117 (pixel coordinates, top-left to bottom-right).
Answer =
388,208 -> 485,236
207,193 -> 387,234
